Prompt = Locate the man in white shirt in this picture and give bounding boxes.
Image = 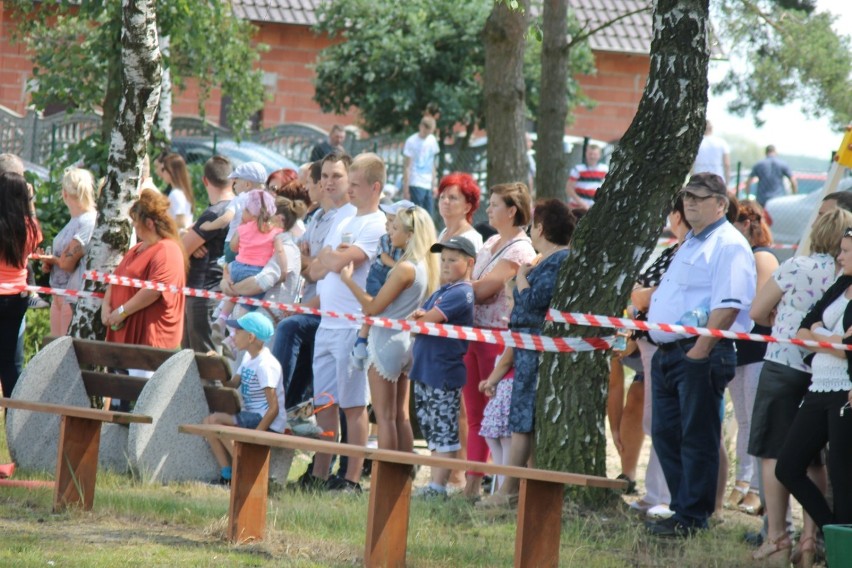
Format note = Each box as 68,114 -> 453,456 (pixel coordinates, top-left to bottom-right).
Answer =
646,173 -> 756,537
402,116 -> 440,215
307,153 -> 387,492
692,120 -> 731,183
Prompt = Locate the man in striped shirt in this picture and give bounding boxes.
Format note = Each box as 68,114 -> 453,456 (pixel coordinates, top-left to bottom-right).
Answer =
566,144 -> 608,210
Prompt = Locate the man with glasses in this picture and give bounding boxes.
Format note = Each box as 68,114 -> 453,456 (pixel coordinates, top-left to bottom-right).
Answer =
645,172 -> 756,537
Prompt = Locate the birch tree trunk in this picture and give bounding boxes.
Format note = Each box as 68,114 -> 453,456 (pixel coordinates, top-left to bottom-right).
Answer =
535,0 -> 711,507
534,0 -> 569,199
70,0 -> 163,338
483,0 -> 530,187
157,35 -> 173,141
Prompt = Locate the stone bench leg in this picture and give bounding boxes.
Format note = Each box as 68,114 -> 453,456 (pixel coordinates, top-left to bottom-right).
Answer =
365,461 -> 412,567
228,442 -> 271,543
54,416 -> 102,512
515,479 -> 564,568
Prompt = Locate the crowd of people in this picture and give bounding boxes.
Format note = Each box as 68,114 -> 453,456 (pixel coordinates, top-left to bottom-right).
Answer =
1,124 -> 851,561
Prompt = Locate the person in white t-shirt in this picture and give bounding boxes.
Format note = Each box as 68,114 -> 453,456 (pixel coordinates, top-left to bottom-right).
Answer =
202,312 -> 285,485
693,120 -> 731,184
156,153 -> 196,231
402,116 -> 440,216
306,152 -> 388,493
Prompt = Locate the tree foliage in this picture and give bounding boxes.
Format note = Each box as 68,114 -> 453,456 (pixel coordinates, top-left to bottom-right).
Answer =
8,0 -> 266,139
312,0 -> 490,136
713,0 -> 852,125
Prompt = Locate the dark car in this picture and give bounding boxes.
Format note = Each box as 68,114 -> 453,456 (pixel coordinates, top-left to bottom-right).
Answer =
171,137 -> 299,176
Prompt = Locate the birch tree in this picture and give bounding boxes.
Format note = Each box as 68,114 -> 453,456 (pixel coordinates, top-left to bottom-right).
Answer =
535,0 -> 711,506
70,0 -> 163,338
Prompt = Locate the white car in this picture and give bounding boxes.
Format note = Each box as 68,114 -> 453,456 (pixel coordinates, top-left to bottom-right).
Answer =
764,177 -> 852,252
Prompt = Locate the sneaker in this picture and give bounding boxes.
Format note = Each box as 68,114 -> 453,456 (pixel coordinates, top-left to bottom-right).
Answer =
350,344 -> 368,371
292,470 -> 327,492
647,504 -> 674,520
645,516 -> 702,539
221,336 -> 237,360
325,475 -> 362,494
211,316 -> 228,336
413,485 -> 448,500
27,295 -> 49,309
628,499 -> 653,514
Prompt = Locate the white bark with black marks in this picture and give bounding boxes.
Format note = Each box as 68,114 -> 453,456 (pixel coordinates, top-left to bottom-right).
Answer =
70,0 -> 162,339
535,0 -> 711,506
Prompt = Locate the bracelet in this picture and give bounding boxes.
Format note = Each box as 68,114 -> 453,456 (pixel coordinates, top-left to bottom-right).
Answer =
117,305 -> 128,319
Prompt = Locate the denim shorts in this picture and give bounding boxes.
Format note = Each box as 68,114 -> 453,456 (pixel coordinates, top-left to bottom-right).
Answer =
234,411 -> 263,429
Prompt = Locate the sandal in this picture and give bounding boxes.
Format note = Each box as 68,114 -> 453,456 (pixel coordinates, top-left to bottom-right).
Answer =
791,535 -> 816,568
752,534 -> 791,566
738,491 -> 764,516
474,492 -> 519,510
725,482 -> 749,510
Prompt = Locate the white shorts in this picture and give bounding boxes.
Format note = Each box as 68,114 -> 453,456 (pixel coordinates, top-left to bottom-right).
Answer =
312,327 -> 370,409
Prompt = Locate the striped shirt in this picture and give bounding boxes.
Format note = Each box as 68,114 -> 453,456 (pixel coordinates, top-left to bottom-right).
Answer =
569,163 -> 608,199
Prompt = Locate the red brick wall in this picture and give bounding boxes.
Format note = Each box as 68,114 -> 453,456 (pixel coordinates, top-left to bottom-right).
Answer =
569,51 -> 650,143
0,4 -> 31,115
1,6 -> 647,142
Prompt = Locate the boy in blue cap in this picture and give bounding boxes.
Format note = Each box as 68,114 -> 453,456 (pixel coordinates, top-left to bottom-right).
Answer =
202,312 -> 285,484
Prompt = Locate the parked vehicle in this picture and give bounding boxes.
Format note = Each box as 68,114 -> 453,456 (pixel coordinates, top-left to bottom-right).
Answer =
764,176 -> 852,253
171,137 -> 299,175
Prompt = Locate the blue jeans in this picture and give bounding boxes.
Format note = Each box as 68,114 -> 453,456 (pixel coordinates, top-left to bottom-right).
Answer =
271,313 -> 320,408
651,339 -> 736,528
409,186 -> 434,216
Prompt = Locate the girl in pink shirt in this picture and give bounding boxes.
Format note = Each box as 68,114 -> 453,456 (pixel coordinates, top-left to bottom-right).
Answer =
213,190 -> 281,332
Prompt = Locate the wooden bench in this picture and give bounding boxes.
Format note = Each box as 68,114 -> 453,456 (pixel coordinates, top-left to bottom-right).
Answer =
180,424 -> 627,567
0,398 -> 151,512
44,337 -> 240,414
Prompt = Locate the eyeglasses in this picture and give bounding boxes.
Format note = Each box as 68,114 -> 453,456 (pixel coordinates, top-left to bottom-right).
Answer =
680,192 -> 717,203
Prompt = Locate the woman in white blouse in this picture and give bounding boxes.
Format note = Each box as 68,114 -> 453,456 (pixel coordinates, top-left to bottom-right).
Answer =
156,153 -> 195,231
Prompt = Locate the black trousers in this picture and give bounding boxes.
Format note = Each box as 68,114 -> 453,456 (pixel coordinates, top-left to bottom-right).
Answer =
0,293 -> 28,397
775,390 -> 852,528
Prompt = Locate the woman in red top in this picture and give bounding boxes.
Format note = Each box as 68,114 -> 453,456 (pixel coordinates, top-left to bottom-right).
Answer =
103,189 -> 187,350
0,172 -> 42,397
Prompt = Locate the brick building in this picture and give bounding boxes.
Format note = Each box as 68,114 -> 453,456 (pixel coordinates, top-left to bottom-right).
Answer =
0,0 -> 652,143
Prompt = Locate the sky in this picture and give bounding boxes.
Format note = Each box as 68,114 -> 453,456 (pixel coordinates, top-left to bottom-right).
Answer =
707,0 -> 851,160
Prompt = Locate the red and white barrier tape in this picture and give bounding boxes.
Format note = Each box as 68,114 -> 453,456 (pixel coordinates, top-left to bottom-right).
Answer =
656,238 -> 797,250
82,271 -> 613,353
546,309 -> 852,352
0,283 -> 104,300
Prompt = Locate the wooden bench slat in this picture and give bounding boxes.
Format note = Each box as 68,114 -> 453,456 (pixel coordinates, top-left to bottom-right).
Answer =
71,338 -> 174,371
0,398 -> 152,425
195,354 -> 232,382
81,371 -> 147,401
80,371 -> 240,414
204,386 -> 241,415
178,424 -> 626,489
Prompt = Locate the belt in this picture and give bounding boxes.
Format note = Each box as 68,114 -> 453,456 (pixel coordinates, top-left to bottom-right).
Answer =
656,337 -> 698,352
656,337 -> 733,353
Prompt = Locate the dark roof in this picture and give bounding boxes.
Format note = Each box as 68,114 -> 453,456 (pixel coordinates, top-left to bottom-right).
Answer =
568,0 -> 653,55
231,0 -> 323,26
231,0 -> 655,55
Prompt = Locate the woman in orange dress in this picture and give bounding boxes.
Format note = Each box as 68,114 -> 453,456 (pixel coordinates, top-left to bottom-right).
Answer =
102,189 -> 187,350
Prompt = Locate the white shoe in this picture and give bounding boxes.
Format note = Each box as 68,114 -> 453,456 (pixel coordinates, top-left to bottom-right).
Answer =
647,504 -> 674,520
628,499 -> 653,514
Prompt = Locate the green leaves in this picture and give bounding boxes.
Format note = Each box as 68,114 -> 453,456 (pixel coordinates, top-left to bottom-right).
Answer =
713,0 -> 852,126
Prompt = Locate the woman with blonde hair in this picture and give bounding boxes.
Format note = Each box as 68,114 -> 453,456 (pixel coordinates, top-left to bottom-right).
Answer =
156,153 -> 195,230
40,167 -> 98,336
103,188 -> 187,350
340,206 -> 438,451
748,208 -> 852,566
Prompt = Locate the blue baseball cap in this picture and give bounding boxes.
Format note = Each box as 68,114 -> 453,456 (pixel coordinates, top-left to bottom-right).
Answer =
226,312 -> 275,342
227,161 -> 268,185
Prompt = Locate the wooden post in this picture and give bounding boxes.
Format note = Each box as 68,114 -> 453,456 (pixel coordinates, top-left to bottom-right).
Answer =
514,479 -> 564,568
228,442 -> 271,543
53,416 -> 102,512
365,461 -> 413,567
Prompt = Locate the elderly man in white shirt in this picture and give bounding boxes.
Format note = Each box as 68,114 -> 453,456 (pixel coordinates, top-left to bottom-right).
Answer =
646,173 -> 756,538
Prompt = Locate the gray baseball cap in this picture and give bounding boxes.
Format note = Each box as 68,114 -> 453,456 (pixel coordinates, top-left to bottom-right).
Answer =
430,236 -> 477,259
227,161 -> 268,184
